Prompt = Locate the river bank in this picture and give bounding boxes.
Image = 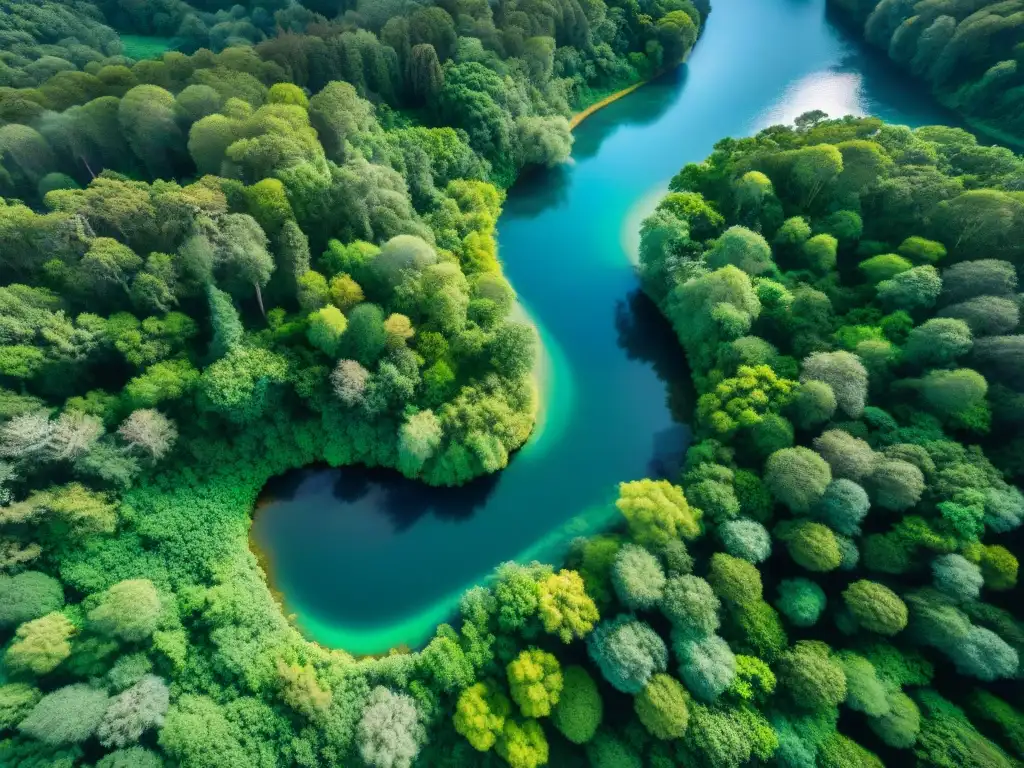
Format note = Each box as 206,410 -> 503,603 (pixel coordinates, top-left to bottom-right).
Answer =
250,0 -> 971,656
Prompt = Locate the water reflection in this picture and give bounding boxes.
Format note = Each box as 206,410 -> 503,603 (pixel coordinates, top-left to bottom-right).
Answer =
614,289 -> 695,425
571,66 -> 691,161
503,163 -> 572,218
261,464 -> 502,537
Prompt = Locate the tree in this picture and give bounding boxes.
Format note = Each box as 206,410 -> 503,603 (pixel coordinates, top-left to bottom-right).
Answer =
330,273 -> 365,312
331,359 -> 371,407
495,718 -> 548,768
397,410 -> 442,477
904,318 -> 972,368
657,10 -> 700,63
843,580 -> 908,636
587,615 -> 668,694
198,346 -> 289,423
357,687 -> 425,768
118,409 -> 177,460
674,632 -> 737,702
88,579 -> 161,642
494,562 -> 542,633
536,569 -> 599,643
813,430 -> 876,482
801,351 -> 869,417
297,270 -> 330,312
551,666 -> 601,744
790,143 -> 844,207
719,519 -> 771,563
19,684 -> 110,745
615,479 -> 700,546
776,578 -> 826,627
865,457 -> 925,511
979,544 -> 1018,591
707,552 -> 763,607
838,651 -> 889,717
96,748 -> 166,768
97,675 -> 170,748
407,44 -> 444,105
206,285 -> 243,360
801,234 -> 838,273
306,305 -> 348,357
899,236 -> 946,265
454,682 -> 510,752
877,265 -> 942,311
660,574 -> 720,634
933,553 -> 984,602
0,682 -> 40,731
213,214 -> 275,316
612,543 -> 666,610
79,237 -> 142,298
765,446 -> 832,513
516,116 -> 573,167
118,85 -> 182,177
308,81 -> 376,163
780,521 -> 842,572
706,226 -> 774,276
0,571 -> 63,629
952,626 -> 1019,682
345,303 -> 387,366
507,649 -> 562,717
942,260 -> 1017,303
635,673 -> 690,739
940,296 -> 1020,337
776,641 -> 847,712
4,612 -> 75,676
815,479 -> 870,536
665,265 -> 761,370
791,380 -> 837,429
860,253 -> 913,283
159,695 -> 250,768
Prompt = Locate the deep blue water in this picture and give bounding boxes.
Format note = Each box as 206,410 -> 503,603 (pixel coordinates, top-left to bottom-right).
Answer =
251,0 -> 965,654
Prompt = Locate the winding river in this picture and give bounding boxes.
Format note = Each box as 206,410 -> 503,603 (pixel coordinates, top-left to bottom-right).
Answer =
251,0 -> 965,655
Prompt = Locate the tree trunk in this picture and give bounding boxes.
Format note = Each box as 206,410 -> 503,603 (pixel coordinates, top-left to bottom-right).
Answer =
254,282 -> 266,319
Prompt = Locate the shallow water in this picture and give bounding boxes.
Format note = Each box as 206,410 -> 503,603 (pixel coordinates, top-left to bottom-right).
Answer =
251,0 -> 964,655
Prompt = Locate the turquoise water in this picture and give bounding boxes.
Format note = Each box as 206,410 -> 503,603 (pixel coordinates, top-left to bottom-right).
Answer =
251,0 -> 964,655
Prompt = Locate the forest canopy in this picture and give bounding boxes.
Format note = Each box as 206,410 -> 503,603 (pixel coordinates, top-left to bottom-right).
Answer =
0,0 -> 711,766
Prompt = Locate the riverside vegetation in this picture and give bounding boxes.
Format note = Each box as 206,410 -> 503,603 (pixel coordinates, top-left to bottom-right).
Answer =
1,2 -> 1023,768
828,0 -> 1024,145
0,0 -> 711,766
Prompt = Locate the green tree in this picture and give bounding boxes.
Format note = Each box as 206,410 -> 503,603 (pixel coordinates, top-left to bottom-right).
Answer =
615,479 -> 701,547
780,520 -> 843,572
495,718 -> 548,768
454,682 -> 510,752
842,579 -> 908,636
0,571 -> 63,629
19,684 -> 110,745
536,569 -> 599,643
776,641 -> 847,712
551,666 -> 601,744
4,612 -> 75,676
88,579 -> 162,642
765,446 -> 832,513
674,632 -> 737,702
776,578 -> 826,627
635,673 -> 690,739
587,615 -> 668,694
612,543 -> 666,610
660,574 -> 721,634
507,649 -> 562,718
